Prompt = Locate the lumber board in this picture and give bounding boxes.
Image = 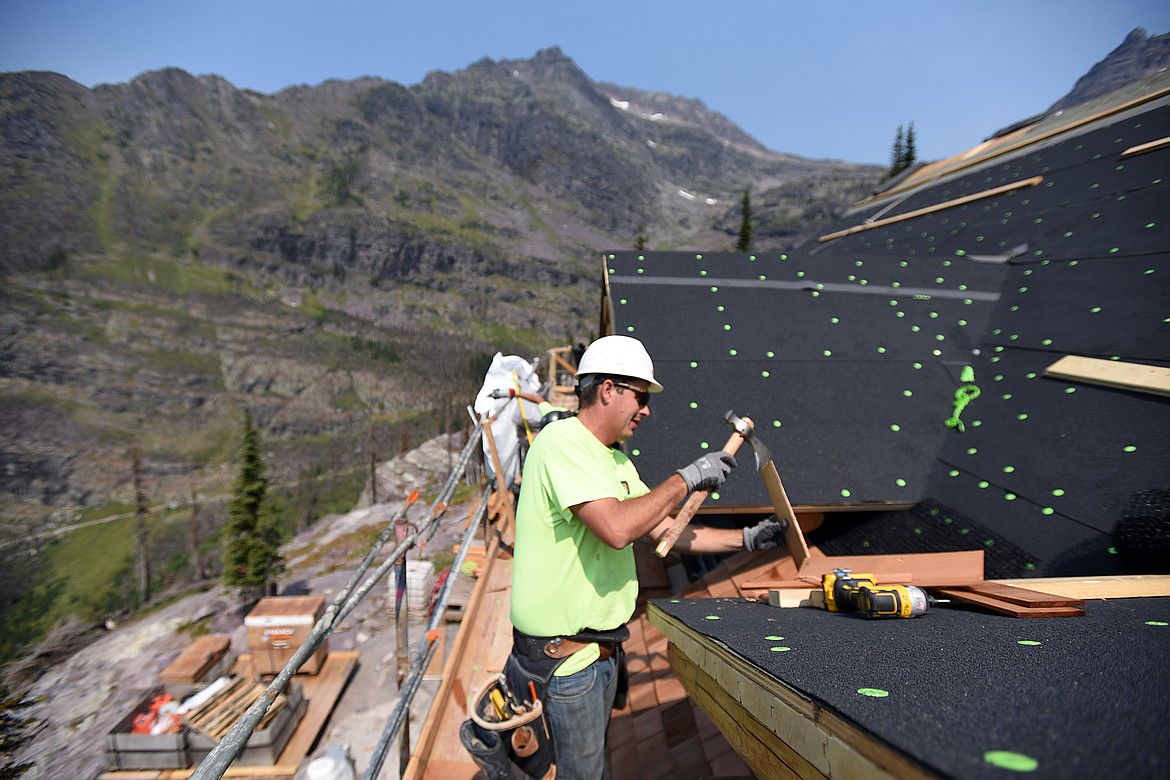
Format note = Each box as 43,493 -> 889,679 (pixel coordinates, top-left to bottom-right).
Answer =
819,177 -> 1043,242
275,651 -> 358,766
1044,354 -> 1170,397
936,589 -> 1084,618
158,635 -> 231,685
953,581 -> 1085,608
933,588 -> 1084,618
1121,134 -> 1170,158
401,531 -> 506,780
990,574 -> 1170,600
795,550 -> 985,587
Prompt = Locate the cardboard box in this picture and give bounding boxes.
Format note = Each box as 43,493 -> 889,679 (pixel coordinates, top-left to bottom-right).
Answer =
245,595 -> 328,675
104,687 -> 189,770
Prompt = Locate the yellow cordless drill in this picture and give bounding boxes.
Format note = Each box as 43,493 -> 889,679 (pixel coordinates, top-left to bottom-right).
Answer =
822,569 -> 877,612
822,568 -> 940,618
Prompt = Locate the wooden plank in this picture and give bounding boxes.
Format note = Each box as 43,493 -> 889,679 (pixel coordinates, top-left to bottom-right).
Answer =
1121,135 -> 1170,158
402,531 -> 506,780
1045,355 -> 1170,397
795,550 -> 985,588
819,177 -> 1044,243
158,635 -> 231,685
954,581 -> 1085,608
275,651 -> 358,766
934,588 -> 1084,618
990,574 -> 1170,600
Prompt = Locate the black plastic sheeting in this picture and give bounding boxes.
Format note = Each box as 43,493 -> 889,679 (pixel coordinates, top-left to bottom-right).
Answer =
653,596 -> 1170,780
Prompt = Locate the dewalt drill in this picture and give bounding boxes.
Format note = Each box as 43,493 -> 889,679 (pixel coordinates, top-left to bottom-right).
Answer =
821,568 -> 941,618
822,568 -> 876,612
855,584 -> 939,618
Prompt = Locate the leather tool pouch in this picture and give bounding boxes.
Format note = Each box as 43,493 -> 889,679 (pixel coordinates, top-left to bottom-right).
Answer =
460,675 -> 556,780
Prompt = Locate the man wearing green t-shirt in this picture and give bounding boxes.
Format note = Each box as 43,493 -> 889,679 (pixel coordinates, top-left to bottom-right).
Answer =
507,336 -> 786,779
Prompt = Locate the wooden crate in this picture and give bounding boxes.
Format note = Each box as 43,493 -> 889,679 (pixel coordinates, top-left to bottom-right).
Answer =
244,595 -> 328,676
158,634 -> 233,690
104,687 -> 189,770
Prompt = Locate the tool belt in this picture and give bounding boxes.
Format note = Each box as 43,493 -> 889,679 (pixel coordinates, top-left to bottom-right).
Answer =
510,625 -> 630,710
512,625 -> 629,664
460,675 -> 555,780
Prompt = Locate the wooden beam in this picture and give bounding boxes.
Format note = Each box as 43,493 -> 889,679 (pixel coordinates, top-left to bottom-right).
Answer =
1045,355 -> 1170,397
1121,135 -> 1170,158
402,533 -> 503,780
989,574 -> 1170,600
818,177 -> 1044,243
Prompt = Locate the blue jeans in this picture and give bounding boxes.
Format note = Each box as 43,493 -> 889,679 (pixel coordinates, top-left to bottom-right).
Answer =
540,655 -> 619,780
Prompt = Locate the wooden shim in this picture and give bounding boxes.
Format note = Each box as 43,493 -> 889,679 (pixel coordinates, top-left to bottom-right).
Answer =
760,461 -> 811,570
795,550 -> 985,587
990,574 -> 1170,600
1045,354 -> 1170,397
934,588 -> 1084,618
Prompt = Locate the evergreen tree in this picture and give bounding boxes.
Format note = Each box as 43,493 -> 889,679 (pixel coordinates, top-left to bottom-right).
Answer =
634,227 -> 648,251
889,125 -> 905,178
735,189 -> 753,252
886,122 -> 919,179
222,409 -> 284,599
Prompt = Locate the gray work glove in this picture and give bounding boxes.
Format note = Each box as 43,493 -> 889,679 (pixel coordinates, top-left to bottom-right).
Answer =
743,515 -> 789,551
676,451 -> 737,493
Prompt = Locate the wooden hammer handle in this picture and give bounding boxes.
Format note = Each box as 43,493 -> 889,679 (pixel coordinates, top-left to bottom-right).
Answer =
654,421 -> 750,558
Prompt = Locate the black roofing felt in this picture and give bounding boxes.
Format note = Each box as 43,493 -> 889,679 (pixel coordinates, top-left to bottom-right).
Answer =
653,596 -> 1170,780
608,85 -> 1169,577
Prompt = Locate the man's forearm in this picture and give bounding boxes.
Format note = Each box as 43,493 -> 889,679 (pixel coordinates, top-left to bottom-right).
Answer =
647,520 -> 743,554
574,474 -> 690,549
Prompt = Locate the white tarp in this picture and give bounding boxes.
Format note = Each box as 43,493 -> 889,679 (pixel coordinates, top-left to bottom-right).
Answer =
473,353 -> 545,487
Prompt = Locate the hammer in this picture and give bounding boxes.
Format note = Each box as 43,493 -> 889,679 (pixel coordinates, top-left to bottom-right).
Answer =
654,410 -> 754,558
655,410 -> 810,566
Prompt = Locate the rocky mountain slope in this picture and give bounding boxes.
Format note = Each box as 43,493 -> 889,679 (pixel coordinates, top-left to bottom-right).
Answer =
0,47 -> 879,541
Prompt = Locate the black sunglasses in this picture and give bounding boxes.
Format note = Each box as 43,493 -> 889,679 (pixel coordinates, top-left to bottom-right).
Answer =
611,382 -> 651,407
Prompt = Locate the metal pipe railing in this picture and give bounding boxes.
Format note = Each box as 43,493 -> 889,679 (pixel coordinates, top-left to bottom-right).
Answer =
190,422 -> 485,780
363,480 -> 493,780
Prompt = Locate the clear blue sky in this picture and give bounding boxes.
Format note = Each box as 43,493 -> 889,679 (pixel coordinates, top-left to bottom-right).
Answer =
2,1 -> 1168,165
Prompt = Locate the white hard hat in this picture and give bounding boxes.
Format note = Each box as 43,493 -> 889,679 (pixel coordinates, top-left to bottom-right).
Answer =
576,336 -> 663,393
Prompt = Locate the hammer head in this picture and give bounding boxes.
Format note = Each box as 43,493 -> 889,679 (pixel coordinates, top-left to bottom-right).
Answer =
723,409 -> 772,471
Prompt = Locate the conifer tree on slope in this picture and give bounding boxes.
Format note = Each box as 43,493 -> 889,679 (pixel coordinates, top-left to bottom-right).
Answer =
222,409 -> 285,599
735,189 -> 753,252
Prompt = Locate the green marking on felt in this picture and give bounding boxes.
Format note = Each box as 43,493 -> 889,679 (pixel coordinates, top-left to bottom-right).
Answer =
984,750 -> 1039,772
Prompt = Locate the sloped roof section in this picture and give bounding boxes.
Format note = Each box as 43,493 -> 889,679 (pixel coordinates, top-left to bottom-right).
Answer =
604,71 -> 1170,576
